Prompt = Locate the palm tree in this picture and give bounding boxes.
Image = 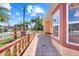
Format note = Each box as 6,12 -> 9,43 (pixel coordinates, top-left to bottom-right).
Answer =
17,20 -> 29,30
0,7 -> 9,22
30,16 -> 43,31
0,6 -> 9,33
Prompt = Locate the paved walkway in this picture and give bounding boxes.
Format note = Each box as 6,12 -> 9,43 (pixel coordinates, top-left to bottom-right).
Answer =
22,33 -> 61,56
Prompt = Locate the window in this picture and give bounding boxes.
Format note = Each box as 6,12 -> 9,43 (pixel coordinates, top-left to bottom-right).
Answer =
52,10 -> 60,39
67,4 -> 79,46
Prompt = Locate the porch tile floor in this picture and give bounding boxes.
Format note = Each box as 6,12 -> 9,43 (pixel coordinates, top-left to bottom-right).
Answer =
22,33 -> 61,56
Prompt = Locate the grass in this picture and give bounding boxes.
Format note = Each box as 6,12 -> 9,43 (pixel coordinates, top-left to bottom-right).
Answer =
0,37 -> 14,47
0,35 -> 21,47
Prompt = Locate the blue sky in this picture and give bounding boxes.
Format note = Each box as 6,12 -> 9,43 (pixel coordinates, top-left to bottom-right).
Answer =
0,3 -> 49,26
6,3 -> 49,26
69,6 -> 79,22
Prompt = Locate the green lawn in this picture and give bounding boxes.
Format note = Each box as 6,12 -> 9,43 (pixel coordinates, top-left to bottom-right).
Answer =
0,35 -> 21,47
0,37 -> 14,47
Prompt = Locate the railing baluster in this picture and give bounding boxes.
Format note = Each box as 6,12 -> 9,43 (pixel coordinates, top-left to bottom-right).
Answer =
4,48 -> 11,56
0,31 -> 37,56
12,45 -> 17,56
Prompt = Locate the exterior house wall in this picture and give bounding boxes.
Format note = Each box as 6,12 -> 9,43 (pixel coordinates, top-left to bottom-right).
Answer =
43,4 -> 59,34
44,3 -> 79,56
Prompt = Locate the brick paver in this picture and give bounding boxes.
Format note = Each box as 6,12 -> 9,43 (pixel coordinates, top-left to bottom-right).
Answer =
22,33 -> 61,56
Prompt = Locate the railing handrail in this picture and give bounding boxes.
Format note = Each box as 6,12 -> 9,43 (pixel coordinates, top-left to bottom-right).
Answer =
0,35 -> 27,52
0,31 -> 37,56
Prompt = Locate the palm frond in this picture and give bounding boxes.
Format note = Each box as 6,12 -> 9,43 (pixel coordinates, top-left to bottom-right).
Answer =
0,7 -> 9,22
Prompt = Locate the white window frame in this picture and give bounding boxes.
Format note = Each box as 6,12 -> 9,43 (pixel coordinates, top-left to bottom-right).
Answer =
66,4 -> 79,46
52,9 -> 60,40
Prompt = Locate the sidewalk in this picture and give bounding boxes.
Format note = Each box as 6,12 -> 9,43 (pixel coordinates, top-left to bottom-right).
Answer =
22,33 -> 61,56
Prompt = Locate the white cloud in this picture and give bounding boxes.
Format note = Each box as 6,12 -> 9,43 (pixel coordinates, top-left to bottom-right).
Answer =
30,13 -> 37,16
18,17 -> 22,20
27,5 -> 33,14
28,19 -> 31,21
0,3 -> 11,10
34,6 -> 45,14
74,10 -> 79,17
8,12 -> 12,15
27,5 -> 45,17
16,12 -> 20,16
